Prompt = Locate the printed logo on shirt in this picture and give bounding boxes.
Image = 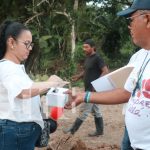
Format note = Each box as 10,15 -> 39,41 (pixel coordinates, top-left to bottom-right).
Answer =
128,78 -> 150,117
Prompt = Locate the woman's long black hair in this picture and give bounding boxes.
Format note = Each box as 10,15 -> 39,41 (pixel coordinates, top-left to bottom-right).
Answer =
0,20 -> 29,59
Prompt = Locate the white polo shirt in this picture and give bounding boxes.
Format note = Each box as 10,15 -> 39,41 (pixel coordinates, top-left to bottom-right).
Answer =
0,60 -> 44,129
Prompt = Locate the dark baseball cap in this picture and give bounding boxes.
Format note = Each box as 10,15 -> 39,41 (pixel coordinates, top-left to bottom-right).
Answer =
117,0 -> 150,17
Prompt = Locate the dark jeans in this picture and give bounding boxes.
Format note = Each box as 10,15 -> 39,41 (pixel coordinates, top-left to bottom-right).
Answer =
0,119 -> 41,150
121,126 -> 133,150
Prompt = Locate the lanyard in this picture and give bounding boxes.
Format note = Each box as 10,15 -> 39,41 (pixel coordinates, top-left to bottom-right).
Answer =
137,52 -> 148,80
132,53 -> 150,97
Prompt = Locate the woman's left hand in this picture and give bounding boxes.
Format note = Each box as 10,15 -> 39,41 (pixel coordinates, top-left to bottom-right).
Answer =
48,75 -> 69,87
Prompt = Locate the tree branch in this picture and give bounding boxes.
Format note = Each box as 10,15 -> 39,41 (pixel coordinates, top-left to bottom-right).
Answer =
54,11 -> 72,22
36,0 -> 49,7
25,12 -> 44,25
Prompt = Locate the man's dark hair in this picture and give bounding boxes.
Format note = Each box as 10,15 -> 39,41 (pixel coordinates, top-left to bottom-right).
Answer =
83,39 -> 95,47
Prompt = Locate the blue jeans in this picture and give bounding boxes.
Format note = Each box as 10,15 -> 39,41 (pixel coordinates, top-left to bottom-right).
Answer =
121,126 -> 133,150
0,119 -> 42,150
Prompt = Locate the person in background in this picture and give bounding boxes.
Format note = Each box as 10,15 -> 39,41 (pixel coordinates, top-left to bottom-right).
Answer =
65,0 -> 150,149
0,20 -> 63,150
63,39 -> 109,136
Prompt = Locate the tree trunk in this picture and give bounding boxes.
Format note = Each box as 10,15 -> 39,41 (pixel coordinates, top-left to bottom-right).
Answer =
71,23 -> 76,59
71,0 -> 78,59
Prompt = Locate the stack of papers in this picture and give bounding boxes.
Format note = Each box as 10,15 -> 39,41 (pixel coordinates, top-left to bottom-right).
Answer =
91,65 -> 134,92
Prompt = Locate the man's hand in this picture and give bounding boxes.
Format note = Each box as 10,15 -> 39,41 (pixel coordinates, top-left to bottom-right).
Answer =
64,90 -> 85,109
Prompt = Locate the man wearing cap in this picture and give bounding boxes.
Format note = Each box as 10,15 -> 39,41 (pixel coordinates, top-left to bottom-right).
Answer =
63,39 -> 109,136
66,0 -> 150,149
118,0 -> 150,149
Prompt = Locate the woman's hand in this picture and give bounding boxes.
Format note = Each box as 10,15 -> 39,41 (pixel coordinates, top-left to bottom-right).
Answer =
48,75 -> 63,82
48,75 -> 69,87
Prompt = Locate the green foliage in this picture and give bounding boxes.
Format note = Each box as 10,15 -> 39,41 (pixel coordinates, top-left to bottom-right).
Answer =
71,80 -> 84,88
0,0 -> 135,77
74,42 -> 85,63
39,35 -> 52,50
29,73 -> 49,82
57,60 -> 76,80
120,40 -> 135,56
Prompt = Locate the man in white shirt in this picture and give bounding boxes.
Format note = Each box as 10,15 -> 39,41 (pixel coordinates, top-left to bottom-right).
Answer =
121,48 -> 147,150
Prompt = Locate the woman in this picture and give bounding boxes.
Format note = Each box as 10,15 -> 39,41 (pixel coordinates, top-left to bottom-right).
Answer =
0,20 -> 61,150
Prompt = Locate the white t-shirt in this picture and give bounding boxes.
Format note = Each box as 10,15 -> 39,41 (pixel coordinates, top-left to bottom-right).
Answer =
0,60 -> 44,129
124,49 -> 150,149
122,49 -> 149,114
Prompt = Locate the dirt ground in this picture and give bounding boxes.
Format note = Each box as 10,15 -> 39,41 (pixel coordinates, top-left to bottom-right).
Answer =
36,88 -> 125,150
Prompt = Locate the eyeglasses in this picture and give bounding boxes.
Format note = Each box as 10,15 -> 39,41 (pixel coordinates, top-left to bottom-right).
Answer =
15,39 -> 34,49
126,13 -> 150,25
